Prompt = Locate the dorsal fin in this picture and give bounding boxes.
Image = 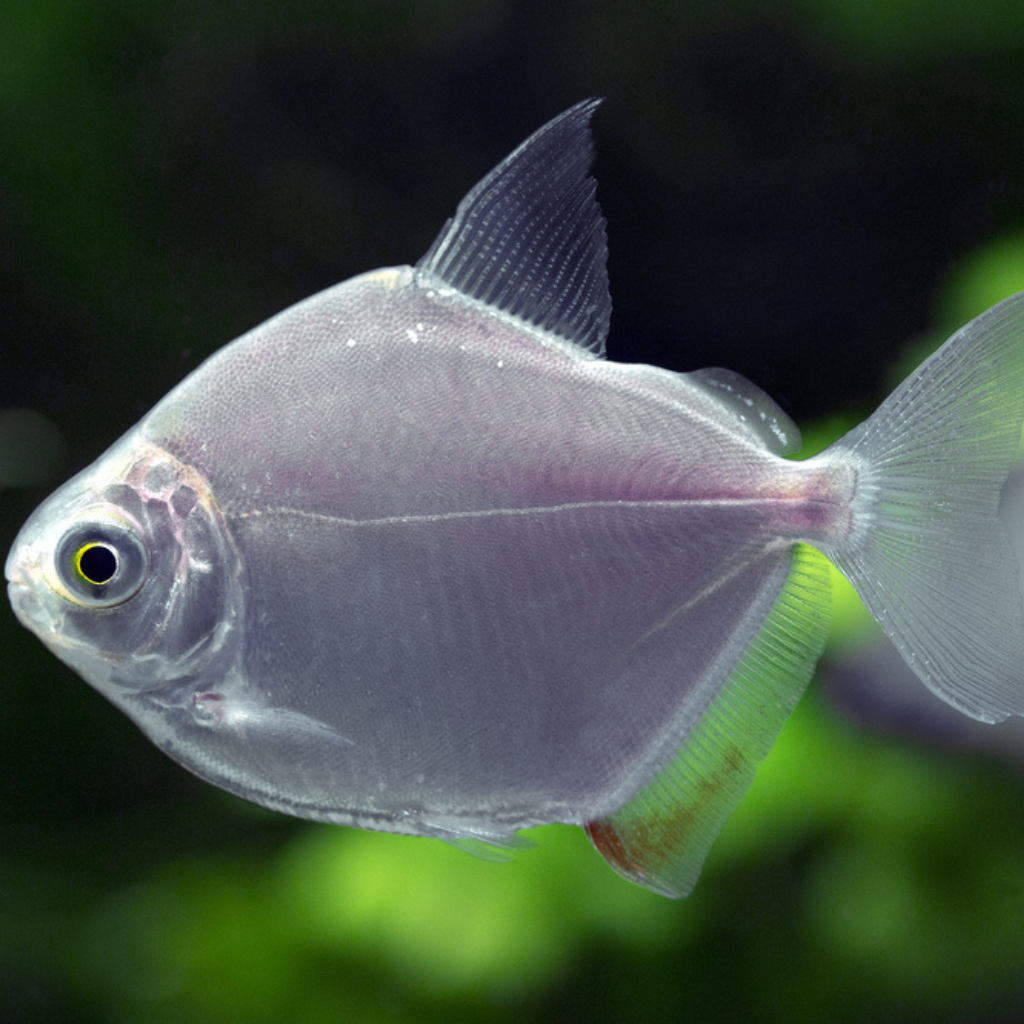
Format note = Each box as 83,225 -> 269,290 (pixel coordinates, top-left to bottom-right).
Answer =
416,99 -> 611,356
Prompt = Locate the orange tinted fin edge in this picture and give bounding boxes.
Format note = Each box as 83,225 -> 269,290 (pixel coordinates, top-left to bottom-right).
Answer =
585,543 -> 831,897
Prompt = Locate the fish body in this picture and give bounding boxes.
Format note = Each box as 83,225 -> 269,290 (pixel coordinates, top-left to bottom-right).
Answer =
8,100 -> 1024,896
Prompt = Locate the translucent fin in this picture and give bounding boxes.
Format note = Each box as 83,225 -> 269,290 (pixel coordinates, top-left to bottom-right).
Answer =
189,692 -> 354,748
688,367 -> 802,455
820,291 -> 1024,723
441,836 -> 532,865
424,817 -> 535,863
584,544 -> 831,897
416,99 -> 611,355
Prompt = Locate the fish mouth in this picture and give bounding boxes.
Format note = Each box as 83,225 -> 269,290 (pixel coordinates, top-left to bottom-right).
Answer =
4,535 -> 22,584
7,570 -> 48,636
5,536 -> 53,637
5,511 -> 44,586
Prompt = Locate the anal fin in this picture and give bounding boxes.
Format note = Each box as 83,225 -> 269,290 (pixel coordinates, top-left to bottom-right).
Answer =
585,543 -> 830,897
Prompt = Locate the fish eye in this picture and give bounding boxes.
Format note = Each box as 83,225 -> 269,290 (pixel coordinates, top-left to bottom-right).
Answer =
55,518 -> 149,607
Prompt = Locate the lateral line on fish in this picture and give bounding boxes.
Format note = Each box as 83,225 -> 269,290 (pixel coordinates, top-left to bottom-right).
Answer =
228,496 -> 811,528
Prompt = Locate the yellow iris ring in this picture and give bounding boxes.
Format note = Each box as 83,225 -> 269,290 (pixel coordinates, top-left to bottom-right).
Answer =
73,542 -> 115,586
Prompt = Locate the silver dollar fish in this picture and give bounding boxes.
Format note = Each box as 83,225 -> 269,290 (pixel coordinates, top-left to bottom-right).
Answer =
8,100 -> 1024,897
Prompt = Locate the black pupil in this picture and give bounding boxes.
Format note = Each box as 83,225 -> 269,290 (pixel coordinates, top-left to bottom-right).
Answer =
79,544 -> 118,585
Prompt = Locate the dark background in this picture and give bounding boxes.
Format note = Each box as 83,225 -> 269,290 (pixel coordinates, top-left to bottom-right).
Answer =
3,3 -> 1024,1021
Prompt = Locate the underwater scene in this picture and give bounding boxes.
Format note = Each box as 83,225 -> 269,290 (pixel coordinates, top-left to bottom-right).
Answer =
4,3 -> 1024,1021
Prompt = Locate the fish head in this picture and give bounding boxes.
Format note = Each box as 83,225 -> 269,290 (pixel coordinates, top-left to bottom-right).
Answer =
5,433 -> 241,702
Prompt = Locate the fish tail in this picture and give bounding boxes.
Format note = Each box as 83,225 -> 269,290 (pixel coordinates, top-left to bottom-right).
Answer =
819,291 -> 1024,722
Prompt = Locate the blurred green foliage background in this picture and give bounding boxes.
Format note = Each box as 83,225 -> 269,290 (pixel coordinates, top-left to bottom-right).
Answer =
3,2 -> 1024,1021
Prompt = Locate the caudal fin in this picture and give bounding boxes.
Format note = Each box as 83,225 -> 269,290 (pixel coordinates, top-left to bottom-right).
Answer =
820,291 -> 1024,722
